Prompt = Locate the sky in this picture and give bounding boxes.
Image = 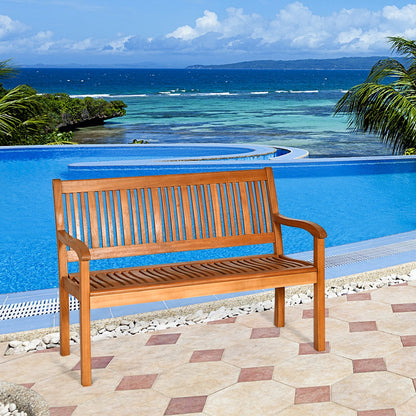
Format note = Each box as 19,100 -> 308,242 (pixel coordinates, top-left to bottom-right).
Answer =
2,0 -> 416,67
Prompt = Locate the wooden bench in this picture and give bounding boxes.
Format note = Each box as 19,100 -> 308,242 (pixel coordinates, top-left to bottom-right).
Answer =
52,167 -> 327,386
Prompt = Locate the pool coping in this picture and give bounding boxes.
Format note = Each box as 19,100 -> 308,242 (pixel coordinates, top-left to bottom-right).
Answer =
1,229 -> 415,335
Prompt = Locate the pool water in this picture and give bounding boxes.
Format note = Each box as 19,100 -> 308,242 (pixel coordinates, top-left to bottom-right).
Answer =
1,146 -> 416,293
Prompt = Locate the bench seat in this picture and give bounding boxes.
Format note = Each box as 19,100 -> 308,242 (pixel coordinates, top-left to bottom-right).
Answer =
65,254 -> 316,307
53,167 -> 327,386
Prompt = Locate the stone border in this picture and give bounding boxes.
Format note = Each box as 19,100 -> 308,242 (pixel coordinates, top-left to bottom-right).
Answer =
2,262 -> 416,353
0,382 -> 49,416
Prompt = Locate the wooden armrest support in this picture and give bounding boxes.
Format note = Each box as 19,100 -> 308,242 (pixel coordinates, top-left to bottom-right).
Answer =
272,214 -> 327,239
57,230 -> 91,261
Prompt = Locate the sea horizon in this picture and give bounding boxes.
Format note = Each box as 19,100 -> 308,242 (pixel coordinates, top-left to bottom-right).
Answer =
2,67 -> 393,158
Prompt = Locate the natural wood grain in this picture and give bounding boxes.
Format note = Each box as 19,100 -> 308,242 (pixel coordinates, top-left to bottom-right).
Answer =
52,167 -> 326,386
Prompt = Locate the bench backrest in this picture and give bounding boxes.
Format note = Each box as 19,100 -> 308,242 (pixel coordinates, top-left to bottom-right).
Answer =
53,167 -> 282,262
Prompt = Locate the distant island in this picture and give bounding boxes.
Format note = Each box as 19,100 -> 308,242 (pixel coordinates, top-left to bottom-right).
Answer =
187,56 -> 401,70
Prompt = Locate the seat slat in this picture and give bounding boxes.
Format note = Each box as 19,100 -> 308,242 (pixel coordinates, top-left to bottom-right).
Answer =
68,254 -> 314,293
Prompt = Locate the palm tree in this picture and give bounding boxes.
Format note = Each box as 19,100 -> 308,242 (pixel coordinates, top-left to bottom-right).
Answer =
334,36 -> 416,154
0,59 -> 46,145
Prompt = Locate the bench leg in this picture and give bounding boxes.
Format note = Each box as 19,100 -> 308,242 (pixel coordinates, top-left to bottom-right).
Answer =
80,299 -> 92,387
313,238 -> 326,351
313,278 -> 326,351
274,287 -> 285,327
59,286 -> 70,356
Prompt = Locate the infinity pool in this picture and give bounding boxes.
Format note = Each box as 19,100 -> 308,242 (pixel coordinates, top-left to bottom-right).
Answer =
1,145 -> 415,293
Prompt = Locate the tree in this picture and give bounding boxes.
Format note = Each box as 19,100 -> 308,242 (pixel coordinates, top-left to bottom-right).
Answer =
0,60 -> 46,145
334,36 -> 416,154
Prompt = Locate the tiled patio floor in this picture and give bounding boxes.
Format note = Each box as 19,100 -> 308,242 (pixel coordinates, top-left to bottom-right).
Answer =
1,281 -> 416,415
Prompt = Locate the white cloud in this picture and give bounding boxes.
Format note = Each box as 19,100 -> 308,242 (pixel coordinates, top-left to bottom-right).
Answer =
163,2 -> 416,57
4,2 -> 416,64
167,10 -> 221,41
0,15 -> 28,40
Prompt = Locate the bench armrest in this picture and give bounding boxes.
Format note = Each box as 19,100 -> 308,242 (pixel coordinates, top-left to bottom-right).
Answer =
272,214 -> 327,239
57,230 -> 91,261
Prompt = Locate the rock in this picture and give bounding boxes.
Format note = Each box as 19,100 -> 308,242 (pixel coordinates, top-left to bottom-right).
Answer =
8,341 -> 22,349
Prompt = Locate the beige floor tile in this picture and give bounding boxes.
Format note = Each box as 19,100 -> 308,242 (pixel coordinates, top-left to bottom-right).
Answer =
153,361 -> 239,397
280,318 -> 348,344
377,312 -> 416,336
108,344 -> 193,375
236,310 -> 275,328
329,300 -> 393,322
396,396 -> 416,416
273,354 -> 352,387
204,380 -> 294,416
177,323 -> 252,350
277,402 -> 356,416
0,342 -> 9,358
332,372 -> 414,411
72,389 -> 169,416
371,285 -> 416,304
330,331 -> 402,359
385,347 -> 416,378
33,369 -> 121,407
222,337 -> 298,368
0,351 -> 80,384
325,295 -> 348,308
91,333 -> 149,356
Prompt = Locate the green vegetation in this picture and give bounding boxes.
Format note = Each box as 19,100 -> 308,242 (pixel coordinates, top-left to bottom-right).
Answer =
334,37 -> 416,155
187,56 -> 397,70
0,59 -> 127,146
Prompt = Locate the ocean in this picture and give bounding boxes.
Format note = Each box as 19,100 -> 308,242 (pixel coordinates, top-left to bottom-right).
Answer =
2,68 -> 393,157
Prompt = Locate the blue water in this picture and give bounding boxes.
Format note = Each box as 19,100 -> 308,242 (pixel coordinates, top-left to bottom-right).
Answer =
1,146 -> 415,294
2,68 -> 393,157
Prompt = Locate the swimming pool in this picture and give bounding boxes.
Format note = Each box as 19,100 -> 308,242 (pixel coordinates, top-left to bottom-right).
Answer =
1,145 -> 415,294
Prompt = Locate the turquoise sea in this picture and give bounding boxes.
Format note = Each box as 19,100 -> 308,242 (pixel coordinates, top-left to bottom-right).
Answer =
2,68 -> 392,157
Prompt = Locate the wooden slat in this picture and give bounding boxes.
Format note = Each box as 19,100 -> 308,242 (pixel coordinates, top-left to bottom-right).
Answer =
142,188 -> 154,243
196,185 -> 207,239
173,187 -> 184,241
65,194 -> 73,236
167,187 -> 178,242
160,187 -> 171,242
238,181 -> 252,235
230,182 -> 243,235
151,187 -> 163,242
97,191 -> 108,248
80,193 -> 89,245
218,183 -> 231,237
189,185 -> 201,239
247,181 -> 259,234
203,184 -> 214,238
181,185 -> 193,239
130,189 -> 140,245
226,182 -> 236,237
210,183 -> 223,237
87,191 -> 100,248
112,191 -> 122,246
260,180 -> 272,233
119,189 -> 132,245
59,169 -> 269,193
73,193 -> 82,240
254,181 -> 265,234
136,188 -> 147,244
66,232 -> 275,262
104,191 -> 115,247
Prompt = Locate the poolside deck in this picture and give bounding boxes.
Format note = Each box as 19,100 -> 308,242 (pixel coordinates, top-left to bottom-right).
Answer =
1,278 -> 416,415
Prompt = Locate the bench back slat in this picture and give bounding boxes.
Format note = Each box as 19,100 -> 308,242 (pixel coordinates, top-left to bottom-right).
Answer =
53,168 -> 282,262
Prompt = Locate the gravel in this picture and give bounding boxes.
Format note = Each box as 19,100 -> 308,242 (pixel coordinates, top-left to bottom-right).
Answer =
4,267 -> 416,356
